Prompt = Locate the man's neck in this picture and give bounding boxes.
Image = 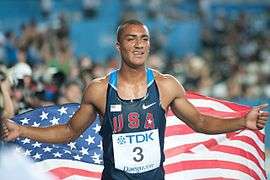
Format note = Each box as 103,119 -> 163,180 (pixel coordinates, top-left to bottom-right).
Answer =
119,65 -> 146,84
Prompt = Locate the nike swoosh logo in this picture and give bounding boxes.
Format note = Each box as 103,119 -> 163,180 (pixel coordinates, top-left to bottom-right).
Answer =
142,102 -> 156,110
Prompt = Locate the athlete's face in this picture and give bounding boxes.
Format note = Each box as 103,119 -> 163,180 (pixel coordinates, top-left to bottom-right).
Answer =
117,24 -> 150,68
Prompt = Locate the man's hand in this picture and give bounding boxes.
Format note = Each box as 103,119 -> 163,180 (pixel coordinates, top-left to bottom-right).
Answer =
2,120 -> 21,141
245,104 -> 269,130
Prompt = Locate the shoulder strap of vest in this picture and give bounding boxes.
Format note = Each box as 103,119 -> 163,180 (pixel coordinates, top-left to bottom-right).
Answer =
108,69 -> 118,90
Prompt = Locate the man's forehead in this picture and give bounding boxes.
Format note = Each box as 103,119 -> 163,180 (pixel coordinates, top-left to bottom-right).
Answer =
122,24 -> 149,36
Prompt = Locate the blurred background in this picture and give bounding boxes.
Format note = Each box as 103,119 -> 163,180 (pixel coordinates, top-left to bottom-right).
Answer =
0,0 -> 269,176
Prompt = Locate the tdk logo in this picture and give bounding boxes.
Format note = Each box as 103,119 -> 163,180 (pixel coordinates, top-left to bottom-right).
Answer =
117,132 -> 154,145
117,136 -> 126,145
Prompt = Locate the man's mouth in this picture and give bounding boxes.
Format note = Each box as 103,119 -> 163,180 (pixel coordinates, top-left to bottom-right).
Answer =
133,51 -> 144,56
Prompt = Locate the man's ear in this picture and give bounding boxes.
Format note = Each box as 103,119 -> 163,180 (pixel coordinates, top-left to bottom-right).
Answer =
116,41 -> 120,52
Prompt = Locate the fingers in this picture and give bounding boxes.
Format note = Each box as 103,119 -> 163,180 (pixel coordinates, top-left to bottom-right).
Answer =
256,104 -> 268,111
256,111 -> 269,129
2,123 -> 9,140
1,121 -> 16,141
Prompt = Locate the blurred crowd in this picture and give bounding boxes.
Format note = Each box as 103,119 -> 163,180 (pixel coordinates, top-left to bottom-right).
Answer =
0,1 -> 268,115
0,14 -> 119,114
166,12 -> 270,100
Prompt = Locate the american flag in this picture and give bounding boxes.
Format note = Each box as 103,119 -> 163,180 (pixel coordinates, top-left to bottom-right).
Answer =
10,92 -> 266,180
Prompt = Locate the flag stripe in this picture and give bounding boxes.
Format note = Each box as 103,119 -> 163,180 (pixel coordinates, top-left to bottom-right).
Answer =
165,169 -> 255,180
186,92 -> 251,111
164,151 -> 265,177
49,167 -> 101,179
164,160 -> 263,180
165,124 -> 194,136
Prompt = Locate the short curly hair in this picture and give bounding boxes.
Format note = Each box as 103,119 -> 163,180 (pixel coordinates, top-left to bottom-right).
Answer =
116,19 -> 145,42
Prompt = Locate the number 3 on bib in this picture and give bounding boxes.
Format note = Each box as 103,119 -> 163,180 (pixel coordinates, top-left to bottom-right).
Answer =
112,129 -> 161,173
133,147 -> 144,162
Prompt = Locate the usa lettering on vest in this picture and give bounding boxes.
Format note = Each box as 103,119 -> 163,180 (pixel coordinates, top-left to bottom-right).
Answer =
113,112 -> 155,133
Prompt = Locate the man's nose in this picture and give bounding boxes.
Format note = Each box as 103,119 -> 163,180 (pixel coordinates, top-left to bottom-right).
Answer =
134,39 -> 143,48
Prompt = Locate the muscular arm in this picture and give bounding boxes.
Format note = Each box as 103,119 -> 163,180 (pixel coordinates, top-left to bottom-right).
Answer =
171,95 -> 246,134
161,75 -> 263,134
5,78 -> 107,143
19,103 -> 97,143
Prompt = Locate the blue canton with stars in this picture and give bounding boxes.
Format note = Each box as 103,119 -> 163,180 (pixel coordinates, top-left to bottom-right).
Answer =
9,103 -> 103,165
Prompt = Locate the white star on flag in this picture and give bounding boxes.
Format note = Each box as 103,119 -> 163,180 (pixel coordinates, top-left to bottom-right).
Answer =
43,147 -> 52,152
92,124 -> 101,133
23,149 -> 32,156
53,152 -> 62,158
32,142 -> 42,148
85,135 -> 95,145
58,106 -> 68,115
64,150 -> 72,154
67,142 -> 76,150
93,158 -> 102,164
91,152 -> 101,159
21,138 -> 31,144
32,122 -> 40,127
50,116 -> 60,125
80,147 -> 89,156
74,155 -> 83,161
33,153 -> 42,160
20,118 -> 30,125
40,111 -> 49,120
97,140 -> 103,150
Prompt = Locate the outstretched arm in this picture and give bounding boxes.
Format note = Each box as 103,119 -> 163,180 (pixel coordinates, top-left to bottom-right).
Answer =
3,79 -> 105,143
167,76 -> 269,134
171,96 -> 268,134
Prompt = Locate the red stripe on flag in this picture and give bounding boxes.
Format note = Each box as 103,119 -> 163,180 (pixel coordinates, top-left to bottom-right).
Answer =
165,139 -> 219,158
211,145 -> 266,177
49,167 -> 102,179
165,143 -> 199,158
165,124 -> 194,136
166,107 -> 250,118
164,160 -> 263,180
185,91 -> 251,112
228,136 -> 265,160
193,107 -> 249,118
199,178 -> 238,180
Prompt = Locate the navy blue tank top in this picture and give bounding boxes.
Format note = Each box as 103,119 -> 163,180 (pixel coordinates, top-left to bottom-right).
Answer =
100,68 -> 166,180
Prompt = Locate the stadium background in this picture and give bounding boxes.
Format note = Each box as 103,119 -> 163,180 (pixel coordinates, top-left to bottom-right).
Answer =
0,0 -> 269,177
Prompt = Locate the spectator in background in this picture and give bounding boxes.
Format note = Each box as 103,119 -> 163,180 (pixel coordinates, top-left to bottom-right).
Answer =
58,81 -> 83,104
3,31 -> 17,67
47,40 -> 75,76
0,32 -> 5,62
82,0 -> 100,19
9,46 -> 34,113
40,0 -> 52,19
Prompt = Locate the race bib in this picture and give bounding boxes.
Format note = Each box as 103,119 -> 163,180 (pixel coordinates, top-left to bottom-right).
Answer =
112,129 -> 161,174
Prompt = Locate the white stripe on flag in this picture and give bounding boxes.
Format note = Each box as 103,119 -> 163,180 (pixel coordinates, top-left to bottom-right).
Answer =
188,99 -> 235,112
164,152 -> 265,179
164,133 -> 227,149
65,176 -> 100,180
165,169 -> 257,180
35,159 -> 103,172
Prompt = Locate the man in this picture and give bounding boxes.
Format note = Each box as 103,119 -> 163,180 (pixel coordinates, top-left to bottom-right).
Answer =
3,20 -> 269,180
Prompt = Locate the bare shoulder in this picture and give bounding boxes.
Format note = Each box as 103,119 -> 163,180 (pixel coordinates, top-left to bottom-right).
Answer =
152,69 -> 185,97
82,75 -> 108,105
